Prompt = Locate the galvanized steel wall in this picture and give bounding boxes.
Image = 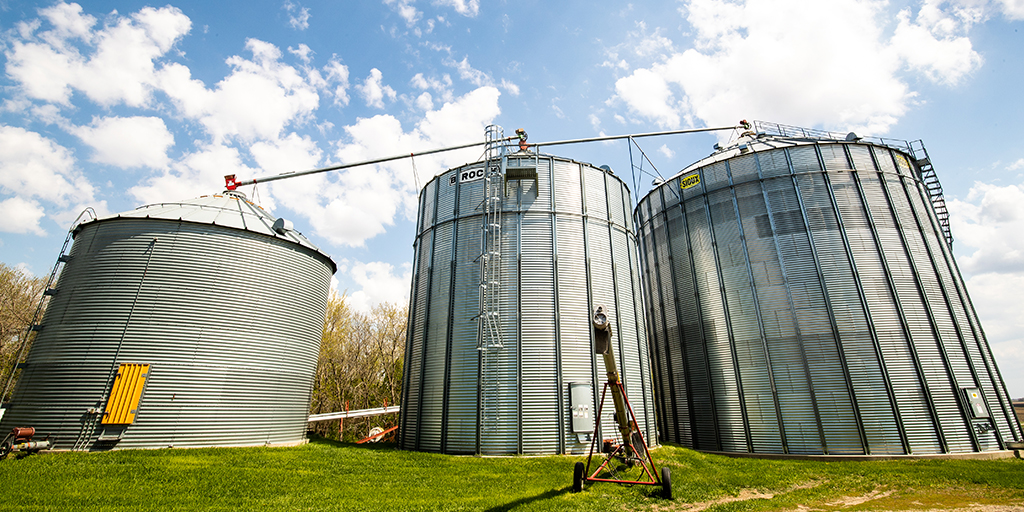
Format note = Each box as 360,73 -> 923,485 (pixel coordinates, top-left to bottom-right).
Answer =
400,154 -> 656,455
1,212 -> 333,450
636,138 -> 1023,455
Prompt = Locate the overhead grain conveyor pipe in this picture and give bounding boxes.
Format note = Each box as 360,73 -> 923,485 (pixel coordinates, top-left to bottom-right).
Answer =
222,123 -> 748,190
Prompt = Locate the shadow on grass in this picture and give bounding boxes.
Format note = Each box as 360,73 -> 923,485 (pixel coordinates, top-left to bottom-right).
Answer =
482,486 -> 571,512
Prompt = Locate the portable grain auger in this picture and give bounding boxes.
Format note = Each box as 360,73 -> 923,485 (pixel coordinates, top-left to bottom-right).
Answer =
572,306 -> 671,499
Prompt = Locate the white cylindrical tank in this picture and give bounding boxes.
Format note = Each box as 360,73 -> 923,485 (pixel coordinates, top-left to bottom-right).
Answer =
0,191 -> 336,450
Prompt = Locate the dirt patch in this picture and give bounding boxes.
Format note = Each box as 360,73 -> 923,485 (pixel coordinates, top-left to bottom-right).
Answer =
825,487 -> 893,508
648,480 -> 824,511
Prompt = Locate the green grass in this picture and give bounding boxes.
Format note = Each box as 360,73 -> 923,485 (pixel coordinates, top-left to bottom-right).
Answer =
0,438 -> 1022,511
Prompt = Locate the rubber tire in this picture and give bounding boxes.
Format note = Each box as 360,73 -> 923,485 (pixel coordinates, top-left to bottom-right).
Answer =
661,466 -> 673,500
572,462 -> 585,493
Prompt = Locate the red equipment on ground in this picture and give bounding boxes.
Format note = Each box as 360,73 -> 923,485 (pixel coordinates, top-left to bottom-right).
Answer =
572,306 -> 671,499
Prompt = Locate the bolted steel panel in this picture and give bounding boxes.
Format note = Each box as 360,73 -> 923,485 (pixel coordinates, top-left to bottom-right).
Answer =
2,193 -> 333,451
403,154 -> 655,455
637,135 -> 1022,456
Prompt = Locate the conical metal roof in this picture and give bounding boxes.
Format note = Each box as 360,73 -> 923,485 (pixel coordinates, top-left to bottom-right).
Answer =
82,190 -> 335,272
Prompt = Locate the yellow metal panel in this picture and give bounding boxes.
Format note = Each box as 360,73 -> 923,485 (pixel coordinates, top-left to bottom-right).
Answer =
102,363 -> 150,425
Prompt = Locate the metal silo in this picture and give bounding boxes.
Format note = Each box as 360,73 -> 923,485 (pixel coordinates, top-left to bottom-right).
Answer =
400,140 -> 656,455
0,191 -> 335,450
636,123 -> 1023,456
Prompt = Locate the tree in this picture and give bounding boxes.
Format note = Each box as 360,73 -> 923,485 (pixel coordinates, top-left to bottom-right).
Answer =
309,293 -> 407,442
0,263 -> 46,402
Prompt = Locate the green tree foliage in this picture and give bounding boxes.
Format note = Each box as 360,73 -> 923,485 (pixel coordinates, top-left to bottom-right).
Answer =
309,293 -> 406,442
0,263 -> 46,401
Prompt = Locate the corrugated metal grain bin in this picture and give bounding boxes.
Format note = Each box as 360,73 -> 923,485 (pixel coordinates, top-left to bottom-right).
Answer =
400,152 -> 656,455
636,131 -> 1023,456
0,191 -> 336,450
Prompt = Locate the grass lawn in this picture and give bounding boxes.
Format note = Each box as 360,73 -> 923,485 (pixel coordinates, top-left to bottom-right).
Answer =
0,437 -> 1022,511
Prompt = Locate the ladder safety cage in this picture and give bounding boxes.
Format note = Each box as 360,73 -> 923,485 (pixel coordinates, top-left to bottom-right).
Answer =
478,125 -> 506,432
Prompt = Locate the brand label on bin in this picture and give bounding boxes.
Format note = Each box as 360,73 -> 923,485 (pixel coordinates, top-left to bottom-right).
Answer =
448,168 -> 486,186
680,173 -> 701,191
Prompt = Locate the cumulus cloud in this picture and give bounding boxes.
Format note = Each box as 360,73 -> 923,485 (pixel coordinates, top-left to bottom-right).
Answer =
321,58 -> 351,107
384,0 -> 422,26
72,116 -> 174,168
129,143 -> 256,205
0,197 -> 47,235
0,125 -> 103,234
270,86 -> 501,246
998,0 -> 1024,19
962,271 -> 1024,398
890,2 -> 983,85
0,125 -> 92,205
415,92 -> 434,110
410,72 -> 454,102
5,2 -> 191,107
436,0 -> 481,17
252,132 -> 324,212
499,78 -> 520,96
345,261 -> 413,313
283,1 -> 311,30
948,180 -> 1024,395
949,181 -> 1024,275
158,39 -> 321,142
356,68 -> 397,109
610,0 -> 988,135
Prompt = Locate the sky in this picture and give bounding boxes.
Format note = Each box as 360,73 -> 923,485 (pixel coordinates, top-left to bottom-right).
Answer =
1,0 -> 1023,397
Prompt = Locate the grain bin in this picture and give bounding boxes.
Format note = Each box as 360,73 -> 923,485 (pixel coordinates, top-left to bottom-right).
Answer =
0,191 -> 335,450
636,126 -> 1023,456
400,148 -> 656,455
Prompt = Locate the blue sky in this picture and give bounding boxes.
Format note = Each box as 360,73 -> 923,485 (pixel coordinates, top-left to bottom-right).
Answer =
2,0 -> 1024,396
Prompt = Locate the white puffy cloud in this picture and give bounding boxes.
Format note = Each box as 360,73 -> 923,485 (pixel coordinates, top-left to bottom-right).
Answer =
948,180 -> 1024,396
252,132 -> 325,212
323,58 -> 352,106
615,68 -> 681,128
356,68 -> 397,109
0,125 -> 92,205
0,125 -> 104,234
998,0 -> 1024,19
283,1 -> 311,30
346,261 -> 412,313
384,0 -> 422,26
158,39 -> 321,142
72,116 -> 174,168
436,0 -> 481,17
499,78 -> 520,96
610,0 -> 989,135
410,72 -> 454,102
658,144 -> 675,159
5,3 -> 191,107
949,181 -> 1024,275
39,2 -> 96,43
890,3 -> 983,85
129,143 -> 256,205
962,272 -> 1024,397
415,92 -> 434,110
0,197 -> 47,235
272,86 -> 501,246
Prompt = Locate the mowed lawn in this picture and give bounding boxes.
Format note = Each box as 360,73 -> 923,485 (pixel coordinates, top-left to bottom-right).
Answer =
1,437 -> 1022,511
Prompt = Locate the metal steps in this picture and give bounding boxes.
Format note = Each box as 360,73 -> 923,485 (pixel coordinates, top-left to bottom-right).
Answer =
910,140 -> 953,248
